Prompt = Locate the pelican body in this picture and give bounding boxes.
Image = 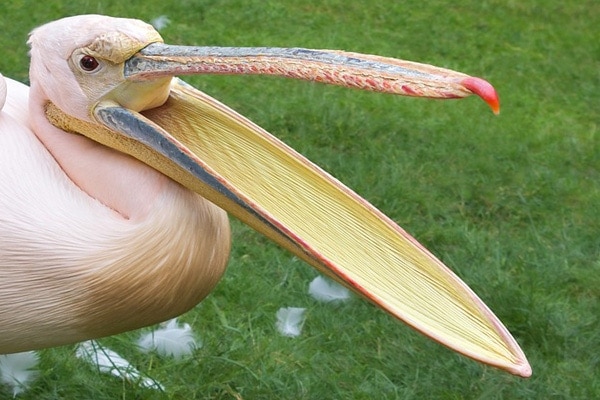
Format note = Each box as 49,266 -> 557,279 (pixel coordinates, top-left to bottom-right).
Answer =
0,74 -> 229,349
0,15 -> 530,377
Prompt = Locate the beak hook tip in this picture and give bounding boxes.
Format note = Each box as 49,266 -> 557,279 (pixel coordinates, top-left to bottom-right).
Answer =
461,76 -> 500,114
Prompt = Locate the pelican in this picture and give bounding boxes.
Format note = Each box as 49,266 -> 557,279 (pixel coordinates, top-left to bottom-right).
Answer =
0,15 -> 530,377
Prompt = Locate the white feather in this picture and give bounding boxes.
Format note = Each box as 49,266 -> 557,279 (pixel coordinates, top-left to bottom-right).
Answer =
150,15 -> 170,31
76,341 -> 163,391
308,276 -> 351,303
276,307 -> 306,337
138,318 -> 198,359
0,351 -> 39,397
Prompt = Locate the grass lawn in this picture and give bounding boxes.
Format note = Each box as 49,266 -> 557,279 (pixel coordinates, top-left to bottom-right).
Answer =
0,0 -> 598,398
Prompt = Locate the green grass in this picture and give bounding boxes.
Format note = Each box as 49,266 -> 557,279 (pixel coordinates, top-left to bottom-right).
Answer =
1,0 -> 598,398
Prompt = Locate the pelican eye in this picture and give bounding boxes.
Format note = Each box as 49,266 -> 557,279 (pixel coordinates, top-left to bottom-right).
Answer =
80,55 -> 100,72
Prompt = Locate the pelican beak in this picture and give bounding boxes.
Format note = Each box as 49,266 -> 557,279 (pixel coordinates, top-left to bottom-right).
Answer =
124,43 -> 500,114
45,44 -> 528,377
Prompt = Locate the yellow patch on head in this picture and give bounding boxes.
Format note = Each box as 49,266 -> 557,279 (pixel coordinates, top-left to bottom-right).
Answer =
86,30 -> 163,64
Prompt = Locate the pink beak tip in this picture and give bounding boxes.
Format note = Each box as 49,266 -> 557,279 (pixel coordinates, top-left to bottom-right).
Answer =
461,76 -> 500,115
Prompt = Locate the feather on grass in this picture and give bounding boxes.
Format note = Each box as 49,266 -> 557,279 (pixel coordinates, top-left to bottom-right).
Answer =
309,276 -> 351,303
0,351 -> 39,397
276,307 -> 306,337
150,15 -> 170,31
138,318 -> 198,359
76,341 -> 164,391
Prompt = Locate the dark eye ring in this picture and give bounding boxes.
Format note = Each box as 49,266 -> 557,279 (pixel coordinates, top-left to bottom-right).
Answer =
80,55 -> 99,72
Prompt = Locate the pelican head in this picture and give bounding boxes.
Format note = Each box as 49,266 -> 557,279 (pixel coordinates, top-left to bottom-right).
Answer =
28,16 -> 169,120
23,15 -> 529,377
